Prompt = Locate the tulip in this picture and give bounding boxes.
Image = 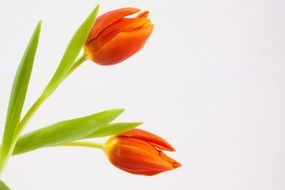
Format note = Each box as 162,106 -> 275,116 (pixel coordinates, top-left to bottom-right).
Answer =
104,129 -> 181,176
84,8 -> 154,65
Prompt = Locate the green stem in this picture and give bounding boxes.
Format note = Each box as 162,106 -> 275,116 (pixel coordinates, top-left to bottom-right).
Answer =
67,55 -> 86,76
0,54 -> 87,175
0,94 -> 47,175
61,141 -> 104,150
17,54 -> 86,137
17,94 -> 47,135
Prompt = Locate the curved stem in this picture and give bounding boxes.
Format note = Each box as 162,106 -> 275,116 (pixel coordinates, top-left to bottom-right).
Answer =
0,55 -> 87,175
61,141 -> 103,150
17,94 -> 47,135
0,93 -> 48,174
17,54 -> 87,136
67,55 -> 86,76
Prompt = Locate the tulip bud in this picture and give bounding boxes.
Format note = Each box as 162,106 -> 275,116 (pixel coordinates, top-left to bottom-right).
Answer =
84,8 -> 154,65
104,129 -> 181,176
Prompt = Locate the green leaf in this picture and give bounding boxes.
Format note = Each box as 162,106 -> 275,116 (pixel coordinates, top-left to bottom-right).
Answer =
13,109 -> 124,155
0,180 -> 10,190
87,122 -> 143,138
43,4 -> 100,96
11,4 -> 100,157
0,21 -> 42,172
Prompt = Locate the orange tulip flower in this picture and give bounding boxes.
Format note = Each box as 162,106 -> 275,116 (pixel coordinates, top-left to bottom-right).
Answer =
84,8 -> 154,65
104,129 -> 181,176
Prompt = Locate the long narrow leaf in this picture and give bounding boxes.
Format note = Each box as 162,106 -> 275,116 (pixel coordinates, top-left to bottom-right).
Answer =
43,5 -> 99,96
13,109 -> 124,155
0,21 -> 42,171
11,4 -> 100,151
0,180 -> 10,190
87,122 -> 143,138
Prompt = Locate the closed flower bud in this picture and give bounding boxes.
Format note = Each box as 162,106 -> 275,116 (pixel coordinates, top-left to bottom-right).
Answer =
104,129 -> 181,176
84,8 -> 154,65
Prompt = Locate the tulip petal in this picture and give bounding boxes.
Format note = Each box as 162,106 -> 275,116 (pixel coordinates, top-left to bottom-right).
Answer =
88,18 -> 150,52
111,146 -> 174,175
159,151 -> 181,169
118,129 -> 175,151
90,24 -> 154,65
105,137 -> 175,175
86,8 -> 140,43
115,137 -> 159,155
137,11 -> 149,18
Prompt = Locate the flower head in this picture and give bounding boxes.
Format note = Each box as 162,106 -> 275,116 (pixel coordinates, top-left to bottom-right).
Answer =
104,129 -> 181,176
84,8 -> 154,65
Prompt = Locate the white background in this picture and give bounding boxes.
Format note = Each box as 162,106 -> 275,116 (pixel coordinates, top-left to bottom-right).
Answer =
0,0 -> 285,189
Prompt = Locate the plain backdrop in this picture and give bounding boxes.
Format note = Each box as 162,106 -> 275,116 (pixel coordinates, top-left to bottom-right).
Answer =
0,0 -> 285,189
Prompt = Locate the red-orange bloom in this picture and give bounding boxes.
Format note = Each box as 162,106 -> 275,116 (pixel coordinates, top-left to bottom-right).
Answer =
104,129 -> 181,176
84,8 -> 154,65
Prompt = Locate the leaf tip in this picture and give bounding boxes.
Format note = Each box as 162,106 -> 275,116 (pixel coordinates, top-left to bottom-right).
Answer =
91,4 -> 100,18
133,122 -> 144,127
36,20 -> 42,31
95,3 -> 100,10
112,108 -> 125,115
